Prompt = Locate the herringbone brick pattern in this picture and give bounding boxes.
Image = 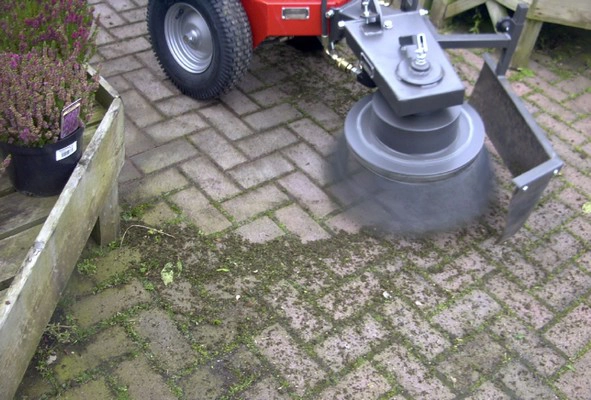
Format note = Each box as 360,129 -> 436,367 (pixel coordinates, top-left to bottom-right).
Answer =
16,1 -> 591,399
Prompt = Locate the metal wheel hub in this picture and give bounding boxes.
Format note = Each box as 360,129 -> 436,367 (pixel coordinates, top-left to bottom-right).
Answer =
165,3 -> 213,73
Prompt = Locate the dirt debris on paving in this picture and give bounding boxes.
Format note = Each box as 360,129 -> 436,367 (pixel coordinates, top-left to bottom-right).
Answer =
14,1 -> 591,399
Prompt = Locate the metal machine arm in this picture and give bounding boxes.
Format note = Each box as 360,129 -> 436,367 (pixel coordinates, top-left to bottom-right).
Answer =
324,0 -> 563,240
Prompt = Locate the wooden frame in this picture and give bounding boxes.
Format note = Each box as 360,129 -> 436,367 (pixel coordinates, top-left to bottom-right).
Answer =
0,76 -> 124,400
430,0 -> 591,67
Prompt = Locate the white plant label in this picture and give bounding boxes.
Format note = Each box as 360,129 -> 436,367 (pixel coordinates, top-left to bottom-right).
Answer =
55,141 -> 77,161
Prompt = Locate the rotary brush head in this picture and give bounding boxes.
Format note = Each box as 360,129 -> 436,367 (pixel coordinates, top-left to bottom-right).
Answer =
332,91 -> 495,236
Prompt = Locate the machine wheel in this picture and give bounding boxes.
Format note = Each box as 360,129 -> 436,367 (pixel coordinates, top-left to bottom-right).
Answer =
147,0 -> 253,100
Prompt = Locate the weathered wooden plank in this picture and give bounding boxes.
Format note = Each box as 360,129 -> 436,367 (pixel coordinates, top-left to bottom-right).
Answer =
86,106 -> 107,129
0,226 -> 41,290
91,183 -> 121,246
0,193 -> 56,240
95,75 -> 120,106
446,0 -> 487,18
494,0 -> 531,10
430,0 -> 455,26
430,0 -> 588,67
0,289 -> 6,311
530,0 -> 591,28
0,92 -> 124,400
486,0 -> 508,29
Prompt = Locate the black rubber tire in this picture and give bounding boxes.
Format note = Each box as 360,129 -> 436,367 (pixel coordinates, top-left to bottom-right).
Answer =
147,0 -> 253,100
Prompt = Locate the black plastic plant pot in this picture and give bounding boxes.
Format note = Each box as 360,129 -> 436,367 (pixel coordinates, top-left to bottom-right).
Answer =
0,125 -> 84,197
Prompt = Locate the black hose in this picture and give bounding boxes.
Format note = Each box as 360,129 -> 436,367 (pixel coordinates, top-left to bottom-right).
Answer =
321,0 -> 327,38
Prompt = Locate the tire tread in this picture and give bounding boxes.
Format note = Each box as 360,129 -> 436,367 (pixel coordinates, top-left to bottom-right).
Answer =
147,0 -> 253,100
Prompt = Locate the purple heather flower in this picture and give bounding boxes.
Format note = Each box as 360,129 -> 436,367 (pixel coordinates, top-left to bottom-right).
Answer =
19,128 -> 32,144
0,0 -> 99,146
9,54 -> 20,69
25,18 -> 41,29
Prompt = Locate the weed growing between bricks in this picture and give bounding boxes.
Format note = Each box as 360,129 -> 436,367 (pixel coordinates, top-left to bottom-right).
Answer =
15,13 -> 591,399
22,219 -> 405,398
20,203 -> 590,399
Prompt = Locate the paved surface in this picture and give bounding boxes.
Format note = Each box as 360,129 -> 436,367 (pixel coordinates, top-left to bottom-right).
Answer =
16,0 -> 591,399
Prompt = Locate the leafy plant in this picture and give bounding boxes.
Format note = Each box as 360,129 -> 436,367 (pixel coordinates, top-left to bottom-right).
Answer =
469,8 -> 484,34
77,258 -> 97,275
44,322 -> 81,345
508,67 -> 536,82
161,260 -> 183,286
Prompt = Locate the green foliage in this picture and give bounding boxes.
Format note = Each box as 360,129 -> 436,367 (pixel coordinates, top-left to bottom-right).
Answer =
121,203 -> 153,221
77,258 -> 97,276
509,67 -> 536,82
161,260 -> 183,286
114,385 -> 131,400
44,321 -> 81,346
469,7 -> 483,34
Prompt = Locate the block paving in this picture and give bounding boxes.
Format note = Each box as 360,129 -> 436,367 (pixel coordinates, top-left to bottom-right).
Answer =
14,0 -> 591,399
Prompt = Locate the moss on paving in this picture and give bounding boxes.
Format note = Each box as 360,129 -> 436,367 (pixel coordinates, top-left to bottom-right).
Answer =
22,218 -> 413,399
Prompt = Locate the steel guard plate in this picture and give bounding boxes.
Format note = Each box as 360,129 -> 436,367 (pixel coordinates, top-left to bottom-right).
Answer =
470,54 -> 563,242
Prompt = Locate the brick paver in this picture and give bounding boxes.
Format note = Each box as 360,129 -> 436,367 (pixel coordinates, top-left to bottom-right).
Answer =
265,280 -> 332,341
255,325 -> 326,395
383,298 -> 450,359
315,315 -> 387,371
375,343 -> 455,400
15,1 -> 591,399
115,358 -> 177,400
70,278 -> 151,328
317,363 -> 391,399
54,326 -> 135,383
134,308 -> 196,372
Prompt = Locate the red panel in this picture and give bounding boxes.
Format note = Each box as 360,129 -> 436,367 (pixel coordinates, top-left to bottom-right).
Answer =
241,0 -> 351,47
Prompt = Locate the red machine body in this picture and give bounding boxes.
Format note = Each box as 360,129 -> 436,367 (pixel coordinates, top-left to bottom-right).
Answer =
241,0 -> 350,47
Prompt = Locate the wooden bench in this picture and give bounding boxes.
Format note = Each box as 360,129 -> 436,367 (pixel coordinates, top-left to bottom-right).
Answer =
0,76 -> 124,400
430,0 -> 591,67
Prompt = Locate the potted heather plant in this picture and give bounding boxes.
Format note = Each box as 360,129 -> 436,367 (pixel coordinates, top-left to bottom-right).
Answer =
0,49 -> 99,195
0,0 -> 99,196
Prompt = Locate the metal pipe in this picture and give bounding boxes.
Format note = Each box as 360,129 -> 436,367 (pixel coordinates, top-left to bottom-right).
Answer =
321,0 -> 328,48
435,33 -> 512,49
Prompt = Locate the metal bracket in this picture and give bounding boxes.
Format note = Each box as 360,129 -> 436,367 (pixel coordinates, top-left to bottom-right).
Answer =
432,3 -> 528,76
360,0 -> 383,29
470,54 -> 563,242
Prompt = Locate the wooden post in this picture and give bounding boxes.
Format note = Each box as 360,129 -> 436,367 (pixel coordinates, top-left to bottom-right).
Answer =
91,183 -> 121,245
430,0 -> 453,27
485,0 -> 508,29
512,19 -> 544,68
0,81 -> 124,400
